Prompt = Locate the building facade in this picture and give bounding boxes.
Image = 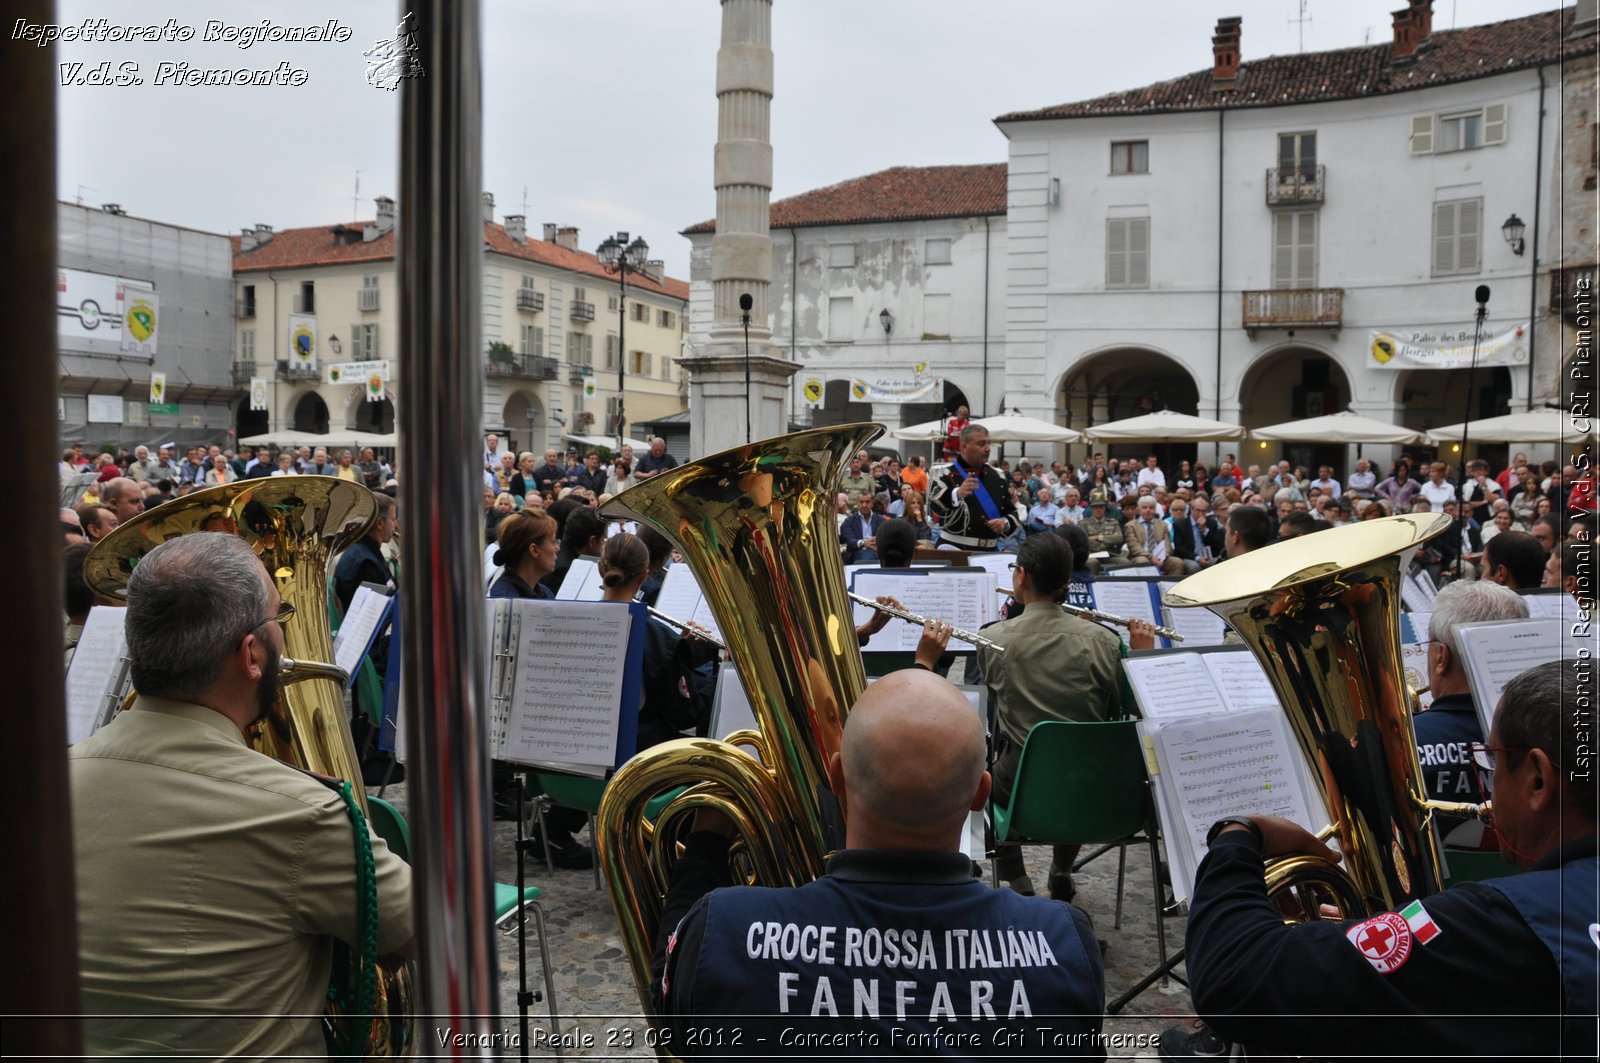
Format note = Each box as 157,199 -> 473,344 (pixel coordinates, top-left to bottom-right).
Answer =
995,0 -> 1588,470
58,201 -> 235,451
232,194 -> 689,457
684,165 -> 1008,435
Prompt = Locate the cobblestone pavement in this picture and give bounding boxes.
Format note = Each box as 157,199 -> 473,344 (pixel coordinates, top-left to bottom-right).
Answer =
387,783 -> 1194,1059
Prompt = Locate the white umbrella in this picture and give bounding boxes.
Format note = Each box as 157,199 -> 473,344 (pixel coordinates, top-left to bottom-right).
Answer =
564,433 -> 652,452
1427,408 -> 1572,445
351,431 -> 398,449
1251,410 -> 1426,445
889,418 -> 947,442
237,430 -> 342,449
966,414 -> 1082,443
1082,409 -> 1245,442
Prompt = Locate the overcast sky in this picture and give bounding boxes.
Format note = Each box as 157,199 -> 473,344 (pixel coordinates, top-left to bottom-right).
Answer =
52,0 -> 1557,278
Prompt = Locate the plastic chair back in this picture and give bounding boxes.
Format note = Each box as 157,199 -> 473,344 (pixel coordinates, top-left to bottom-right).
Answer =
366,795 -> 411,863
1442,848 -> 1521,884
993,720 -> 1149,845
532,771 -> 607,814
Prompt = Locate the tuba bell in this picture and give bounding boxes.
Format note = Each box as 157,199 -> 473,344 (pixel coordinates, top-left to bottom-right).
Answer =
83,476 -> 414,1059
1165,512 -> 1490,917
595,423 -> 882,1012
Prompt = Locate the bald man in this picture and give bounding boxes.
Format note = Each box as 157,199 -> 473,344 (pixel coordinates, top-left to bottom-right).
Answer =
650,669 -> 1106,1056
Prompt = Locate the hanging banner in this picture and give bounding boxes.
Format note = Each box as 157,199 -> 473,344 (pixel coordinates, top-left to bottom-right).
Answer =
326,360 -> 388,385
583,378 -> 596,400
120,288 -> 159,356
366,369 -> 385,403
148,371 -> 167,405
1367,322 -> 1529,371
800,375 -> 824,409
250,377 -> 268,412
848,374 -> 942,404
287,313 -> 318,371
57,268 -> 124,344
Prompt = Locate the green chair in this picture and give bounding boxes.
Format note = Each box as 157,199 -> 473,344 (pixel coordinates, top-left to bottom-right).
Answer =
1442,847 -> 1522,884
988,720 -> 1169,991
366,797 -> 561,1042
529,771 -> 607,890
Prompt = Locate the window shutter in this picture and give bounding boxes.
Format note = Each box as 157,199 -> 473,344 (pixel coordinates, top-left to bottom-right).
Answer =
1432,201 -> 1457,274
1410,114 -> 1434,155
1296,214 -> 1316,288
1272,212 -> 1295,289
368,324 -> 378,359
1106,219 -> 1127,287
534,326 -> 544,359
1128,218 -> 1150,287
1483,103 -> 1507,145
1131,141 -> 1149,173
1458,198 -> 1482,272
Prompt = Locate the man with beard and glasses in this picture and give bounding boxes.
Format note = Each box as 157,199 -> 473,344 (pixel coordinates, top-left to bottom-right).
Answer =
68,533 -> 413,1059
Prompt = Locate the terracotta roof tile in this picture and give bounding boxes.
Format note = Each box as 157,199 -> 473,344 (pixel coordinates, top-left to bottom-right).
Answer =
682,163 -> 1006,234
997,7 -> 1580,123
233,221 -> 688,300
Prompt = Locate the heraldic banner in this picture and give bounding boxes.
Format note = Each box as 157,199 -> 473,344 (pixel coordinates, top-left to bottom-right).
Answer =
1367,322 -> 1529,371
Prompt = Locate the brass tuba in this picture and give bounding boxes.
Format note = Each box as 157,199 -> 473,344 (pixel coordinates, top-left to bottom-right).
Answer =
83,476 -> 414,1058
595,423 -> 882,1010
1165,513 -> 1489,917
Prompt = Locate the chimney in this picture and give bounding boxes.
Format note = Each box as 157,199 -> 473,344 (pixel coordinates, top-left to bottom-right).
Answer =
1408,0 -> 1433,41
101,203 -> 125,216
1392,7 -> 1418,60
1212,17 -> 1242,88
481,191 -> 495,224
504,214 -> 526,243
555,225 -> 579,251
365,196 -> 396,242
240,223 -> 273,251
642,259 -> 665,282
543,223 -> 558,242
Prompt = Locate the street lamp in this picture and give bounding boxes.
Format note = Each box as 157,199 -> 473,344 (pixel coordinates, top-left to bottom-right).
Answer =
596,231 -> 650,451
1501,213 -> 1526,256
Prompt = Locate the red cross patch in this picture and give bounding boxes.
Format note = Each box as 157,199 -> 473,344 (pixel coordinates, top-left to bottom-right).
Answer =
1345,912 -> 1413,974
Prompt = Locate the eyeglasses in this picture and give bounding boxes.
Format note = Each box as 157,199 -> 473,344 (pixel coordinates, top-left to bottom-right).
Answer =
1468,742 -> 1530,781
261,601 -> 296,627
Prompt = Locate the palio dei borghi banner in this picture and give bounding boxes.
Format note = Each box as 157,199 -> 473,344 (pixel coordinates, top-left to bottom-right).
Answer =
58,268 -> 159,357
1368,322 -> 1529,371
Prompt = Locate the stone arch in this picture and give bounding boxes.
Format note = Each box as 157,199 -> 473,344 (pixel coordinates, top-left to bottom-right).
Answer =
1237,343 -> 1353,474
503,390 -> 546,455
352,397 -> 396,434
291,390 -> 329,434
1392,365 -> 1514,467
234,395 -> 267,442
1056,345 -> 1202,429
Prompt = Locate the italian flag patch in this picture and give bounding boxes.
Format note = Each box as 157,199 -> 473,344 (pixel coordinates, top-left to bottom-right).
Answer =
1400,899 -> 1442,944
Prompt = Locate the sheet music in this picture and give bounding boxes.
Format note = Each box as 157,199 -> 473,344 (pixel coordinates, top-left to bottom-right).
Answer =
1089,579 -> 1160,630
1160,582 -> 1228,646
332,585 -> 391,681
66,606 -> 127,744
1400,640 -> 1435,711
1401,612 -> 1432,646
961,553 -> 1017,610
1123,654 -> 1227,720
1151,709 -> 1318,902
499,600 -> 634,773
852,570 -> 995,651
1402,573 -> 1436,612
1454,618 -> 1568,737
1200,652 -> 1280,713
556,556 -> 605,601
1519,591 -> 1580,621
1111,565 -> 1160,578
651,563 -> 724,643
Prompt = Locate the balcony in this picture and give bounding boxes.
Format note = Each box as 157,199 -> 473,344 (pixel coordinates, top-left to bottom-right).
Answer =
276,360 -> 321,381
1242,288 -> 1344,337
1265,165 -> 1326,205
569,300 -> 595,322
359,288 -> 381,312
516,288 -> 545,312
568,363 -> 593,384
234,300 -> 255,319
486,354 -> 560,380
232,360 -> 257,386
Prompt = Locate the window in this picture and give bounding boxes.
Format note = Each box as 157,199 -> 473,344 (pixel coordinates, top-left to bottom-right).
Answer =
630,350 -> 653,376
569,331 -> 594,367
1432,197 -> 1482,276
828,243 -> 855,268
1277,132 -> 1317,180
1110,140 -> 1149,175
240,329 -> 255,360
350,323 -> 379,359
363,274 -> 379,290
1411,104 -> 1506,154
924,238 -> 952,266
608,293 -> 619,312
632,302 -> 650,323
1105,217 -> 1150,288
660,354 -> 673,379
923,293 -> 951,338
521,274 -> 536,290
240,284 -> 256,316
604,334 -> 619,370
1272,210 -> 1318,289
297,281 -> 315,314
573,286 -> 588,304
657,308 -> 675,328
828,296 -> 854,341
520,324 -> 544,358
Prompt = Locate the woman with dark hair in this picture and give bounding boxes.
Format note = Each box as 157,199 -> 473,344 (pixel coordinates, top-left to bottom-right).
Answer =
1192,462 -> 1211,497
488,510 -> 558,600
1089,464 -> 1113,497
1376,459 -> 1420,513
904,493 -> 934,540
1174,460 -> 1196,493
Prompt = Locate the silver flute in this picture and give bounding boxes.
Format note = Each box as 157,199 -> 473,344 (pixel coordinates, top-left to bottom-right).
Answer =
646,605 -> 727,650
847,592 -> 1005,652
997,587 -> 1184,642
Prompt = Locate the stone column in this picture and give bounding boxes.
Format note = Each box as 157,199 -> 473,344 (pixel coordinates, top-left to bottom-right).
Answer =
683,0 -> 796,456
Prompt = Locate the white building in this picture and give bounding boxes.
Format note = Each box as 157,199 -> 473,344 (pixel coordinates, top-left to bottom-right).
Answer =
684,165 -> 1007,434
995,0 -> 1587,471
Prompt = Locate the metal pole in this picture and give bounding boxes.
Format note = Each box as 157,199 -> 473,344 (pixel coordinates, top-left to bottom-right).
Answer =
617,265 -> 626,452
398,2 -> 499,1051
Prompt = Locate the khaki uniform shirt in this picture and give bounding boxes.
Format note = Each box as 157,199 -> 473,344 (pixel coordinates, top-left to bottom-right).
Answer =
839,472 -> 876,499
1077,513 -> 1125,556
70,696 -> 412,1060
976,600 -> 1123,746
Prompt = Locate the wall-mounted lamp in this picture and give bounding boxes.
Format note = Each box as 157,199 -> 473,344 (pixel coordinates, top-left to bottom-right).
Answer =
879,308 -> 894,336
327,334 -> 342,355
1048,178 -> 1061,206
1501,213 -> 1526,256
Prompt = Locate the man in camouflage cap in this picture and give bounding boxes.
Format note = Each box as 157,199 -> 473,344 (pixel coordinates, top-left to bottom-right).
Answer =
1075,489 -> 1125,573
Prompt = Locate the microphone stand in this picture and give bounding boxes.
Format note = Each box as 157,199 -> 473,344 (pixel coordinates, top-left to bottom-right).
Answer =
1454,286 -> 1490,579
739,292 -> 753,444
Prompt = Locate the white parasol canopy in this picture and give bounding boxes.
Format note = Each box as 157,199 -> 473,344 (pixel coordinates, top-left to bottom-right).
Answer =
1082,409 -> 1246,442
1251,410 -> 1426,445
237,430 -> 349,449
964,414 -> 1082,443
889,418 -> 948,442
1427,408 -> 1573,445
564,433 -> 653,452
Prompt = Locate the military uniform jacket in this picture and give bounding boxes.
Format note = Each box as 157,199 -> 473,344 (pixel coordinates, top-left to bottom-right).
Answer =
1076,513 -> 1125,557
1187,829 -> 1588,1059
655,841 -> 1106,1058
977,600 -> 1122,746
928,462 -> 1018,549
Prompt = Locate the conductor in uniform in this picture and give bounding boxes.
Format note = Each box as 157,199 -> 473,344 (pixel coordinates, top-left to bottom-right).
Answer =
928,423 -> 1018,551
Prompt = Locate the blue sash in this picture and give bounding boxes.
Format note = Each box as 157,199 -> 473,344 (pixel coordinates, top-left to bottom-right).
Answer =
952,458 -> 1003,521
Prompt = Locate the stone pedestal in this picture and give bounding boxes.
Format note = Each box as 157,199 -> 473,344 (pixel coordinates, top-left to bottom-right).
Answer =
680,347 -> 798,457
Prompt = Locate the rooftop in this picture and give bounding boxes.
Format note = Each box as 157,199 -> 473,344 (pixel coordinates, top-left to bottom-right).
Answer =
997,6 -> 1581,123
683,163 -> 1006,234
